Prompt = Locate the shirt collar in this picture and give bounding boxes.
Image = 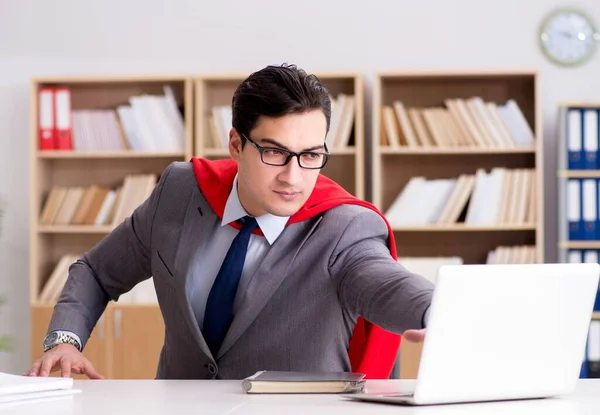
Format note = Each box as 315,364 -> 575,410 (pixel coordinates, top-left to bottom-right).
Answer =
222,175 -> 289,245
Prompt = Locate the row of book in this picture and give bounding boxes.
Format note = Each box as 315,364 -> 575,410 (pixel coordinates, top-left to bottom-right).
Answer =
207,93 -> 355,149
380,98 -> 535,148
38,85 -> 185,152
485,245 -> 537,265
384,167 -> 536,227
38,174 -> 157,227
566,178 -> 600,241
39,253 -> 158,304
398,245 -> 537,284
566,107 -> 600,170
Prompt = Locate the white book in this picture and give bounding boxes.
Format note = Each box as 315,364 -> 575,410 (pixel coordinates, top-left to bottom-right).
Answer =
398,256 -> 463,284
163,85 -> 186,149
384,177 -> 426,226
425,179 -> 458,223
497,100 -> 535,146
464,169 -> 490,225
116,105 -> 143,151
480,167 -> 505,224
327,94 -> 345,147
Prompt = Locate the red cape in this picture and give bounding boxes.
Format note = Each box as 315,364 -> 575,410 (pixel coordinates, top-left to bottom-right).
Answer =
191,157 -> 401,378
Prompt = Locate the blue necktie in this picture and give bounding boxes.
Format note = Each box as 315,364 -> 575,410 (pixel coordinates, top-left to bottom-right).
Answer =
203,216 -> 258,357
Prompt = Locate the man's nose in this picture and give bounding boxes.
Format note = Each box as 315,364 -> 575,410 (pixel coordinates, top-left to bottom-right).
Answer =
278,157 -> 303,184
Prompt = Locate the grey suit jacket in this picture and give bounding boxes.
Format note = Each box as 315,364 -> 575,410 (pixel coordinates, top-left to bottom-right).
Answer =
48,161 -> 434,379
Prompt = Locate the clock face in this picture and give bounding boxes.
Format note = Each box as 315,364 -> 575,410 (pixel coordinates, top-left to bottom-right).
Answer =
539,9 -> 600,66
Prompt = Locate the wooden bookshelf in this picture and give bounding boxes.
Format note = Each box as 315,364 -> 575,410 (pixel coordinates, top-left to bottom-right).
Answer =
29,75 -> 193,379
557,102 -> 600,260
194,72 -> 365,200
371,70 -> 544,378
373,69 -> 544,263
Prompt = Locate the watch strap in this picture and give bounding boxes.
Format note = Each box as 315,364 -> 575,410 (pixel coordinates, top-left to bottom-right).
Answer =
44,330 -> 82,352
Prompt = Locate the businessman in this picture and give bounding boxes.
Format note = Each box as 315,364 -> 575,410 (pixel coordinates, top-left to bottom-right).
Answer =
26,63 -> 434,380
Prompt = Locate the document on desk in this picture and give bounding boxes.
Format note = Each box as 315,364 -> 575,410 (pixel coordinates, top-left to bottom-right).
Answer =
0,372 -> 81,405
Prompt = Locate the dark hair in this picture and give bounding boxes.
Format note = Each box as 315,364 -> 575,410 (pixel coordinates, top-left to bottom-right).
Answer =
231,63 -> 331,146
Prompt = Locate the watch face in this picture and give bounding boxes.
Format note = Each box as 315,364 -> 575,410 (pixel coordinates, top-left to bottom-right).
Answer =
539,9 -> 600,66
43,332 -> 58,347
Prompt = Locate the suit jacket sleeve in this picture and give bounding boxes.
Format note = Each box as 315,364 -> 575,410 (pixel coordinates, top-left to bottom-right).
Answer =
328,209 -> 434,334
46,163 -> 175,349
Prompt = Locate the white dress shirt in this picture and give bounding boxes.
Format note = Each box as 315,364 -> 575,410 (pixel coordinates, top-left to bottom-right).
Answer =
187,174 -> 290,330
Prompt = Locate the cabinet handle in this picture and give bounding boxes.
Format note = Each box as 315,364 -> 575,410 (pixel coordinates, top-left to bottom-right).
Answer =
114,309 -> 122,339
98,314 -> 104,340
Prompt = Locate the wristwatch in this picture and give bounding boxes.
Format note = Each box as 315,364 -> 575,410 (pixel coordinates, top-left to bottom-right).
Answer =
43,331 -> 81,352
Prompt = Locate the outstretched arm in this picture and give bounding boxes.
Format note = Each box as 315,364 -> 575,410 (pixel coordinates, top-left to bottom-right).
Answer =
329,209 -> 434,335
46,163 -> 175,349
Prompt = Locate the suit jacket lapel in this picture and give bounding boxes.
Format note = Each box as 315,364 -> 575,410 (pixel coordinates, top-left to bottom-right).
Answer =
173,190 -> 216,360
217,216 -> 323,359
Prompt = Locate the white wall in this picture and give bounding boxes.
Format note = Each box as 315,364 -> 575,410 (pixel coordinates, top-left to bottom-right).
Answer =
1,0 -> 599,373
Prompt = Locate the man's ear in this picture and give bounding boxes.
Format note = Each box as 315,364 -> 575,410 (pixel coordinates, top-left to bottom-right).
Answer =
229,129 -> 243,161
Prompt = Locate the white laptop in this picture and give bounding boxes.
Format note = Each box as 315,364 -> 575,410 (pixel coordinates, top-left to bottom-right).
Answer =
345,263 -> 600,406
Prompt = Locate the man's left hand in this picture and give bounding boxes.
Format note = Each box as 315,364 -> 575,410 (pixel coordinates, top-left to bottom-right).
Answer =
402,328 -> 426,343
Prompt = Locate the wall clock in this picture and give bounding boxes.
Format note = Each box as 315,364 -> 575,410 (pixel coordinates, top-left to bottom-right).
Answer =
539,8 -> 600,67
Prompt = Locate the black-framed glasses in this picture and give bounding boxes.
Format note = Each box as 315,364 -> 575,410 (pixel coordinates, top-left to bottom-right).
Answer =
242,134 -> 330,169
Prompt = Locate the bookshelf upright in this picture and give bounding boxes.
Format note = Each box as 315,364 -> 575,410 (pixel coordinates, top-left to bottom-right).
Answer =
29,75 -> 193,379
194,72 -> 365,200
371,69 -> 544,378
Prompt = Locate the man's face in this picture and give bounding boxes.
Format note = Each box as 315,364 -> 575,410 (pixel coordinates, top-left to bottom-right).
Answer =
229,110 -> 328,217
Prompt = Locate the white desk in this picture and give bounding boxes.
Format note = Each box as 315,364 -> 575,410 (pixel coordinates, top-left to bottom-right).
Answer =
3,379 -> 600,414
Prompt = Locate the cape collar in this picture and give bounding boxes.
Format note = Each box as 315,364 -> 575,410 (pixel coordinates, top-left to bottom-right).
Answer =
190,157 -> 397,258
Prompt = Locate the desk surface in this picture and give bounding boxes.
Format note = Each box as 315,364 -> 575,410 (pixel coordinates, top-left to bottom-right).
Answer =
4,379 -> 600,414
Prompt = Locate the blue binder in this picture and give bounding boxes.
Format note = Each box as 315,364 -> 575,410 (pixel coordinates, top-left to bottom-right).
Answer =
568,179 -> 584,240
583,109 -> 599,170
568,108 -> 584,170
583,179 -> 598,240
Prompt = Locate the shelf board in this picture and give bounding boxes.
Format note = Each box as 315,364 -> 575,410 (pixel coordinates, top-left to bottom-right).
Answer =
329,147 -> 357,155
37,225 -> 113,234
201,148 -> 229,157
201,147 -> 357,157
559,241 -> 600,249
560,102 -> 600,108
377,68 -> 538,78
558,170 -> 600,178
37,151 -> 186,159
33,74 -> 190,84
380,146 -> 536,155
593,312 -> 600,320
31,301 -> 159,309
391,224 -> 537,232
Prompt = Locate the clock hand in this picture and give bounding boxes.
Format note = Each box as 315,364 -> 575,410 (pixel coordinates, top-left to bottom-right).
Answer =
560,31 -> 573,39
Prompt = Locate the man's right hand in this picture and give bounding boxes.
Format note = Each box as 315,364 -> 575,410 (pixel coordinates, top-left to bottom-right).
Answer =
24,344 -> 104,379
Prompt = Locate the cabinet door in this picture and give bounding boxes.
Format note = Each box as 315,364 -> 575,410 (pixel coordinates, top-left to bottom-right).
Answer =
30,305 -> 109,379
399,341 -> 423,379
111,306 -> 165,379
